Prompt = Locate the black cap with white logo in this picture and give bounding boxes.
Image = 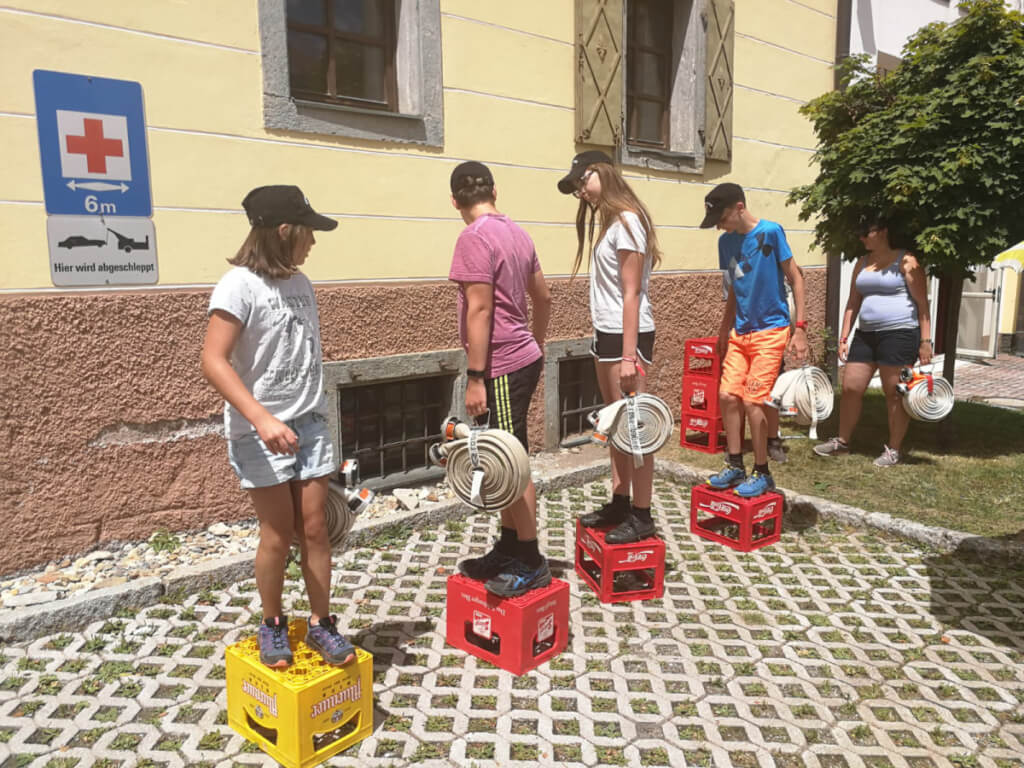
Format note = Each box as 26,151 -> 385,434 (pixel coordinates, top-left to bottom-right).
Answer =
699,182 -> 746,228
557,150 -> 614,194
242,185 -> 337,230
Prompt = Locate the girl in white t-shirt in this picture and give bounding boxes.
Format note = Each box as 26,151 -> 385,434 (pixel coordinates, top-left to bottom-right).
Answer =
557,151 -> 662,544
201,185 -> 355,670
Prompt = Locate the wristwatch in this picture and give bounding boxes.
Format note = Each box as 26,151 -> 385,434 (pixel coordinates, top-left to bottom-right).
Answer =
466,368 -> 486,379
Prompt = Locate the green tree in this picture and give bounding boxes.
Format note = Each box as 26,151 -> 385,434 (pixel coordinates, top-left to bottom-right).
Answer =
789,0 -> 1024,386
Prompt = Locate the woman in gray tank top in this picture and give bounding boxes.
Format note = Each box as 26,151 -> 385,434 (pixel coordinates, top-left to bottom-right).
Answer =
813,215 -> 932,466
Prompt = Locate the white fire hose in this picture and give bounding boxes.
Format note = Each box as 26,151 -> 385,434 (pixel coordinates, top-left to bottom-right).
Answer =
297,460 -> 375,550
429,416 -> 531,511
766,366 -> 834,440
897,365 -> 954,422
588,393 -> 673,467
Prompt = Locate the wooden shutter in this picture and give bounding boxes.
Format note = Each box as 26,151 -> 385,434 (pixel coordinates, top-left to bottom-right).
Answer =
575,0 -> 624,146
704,0 -> 734,161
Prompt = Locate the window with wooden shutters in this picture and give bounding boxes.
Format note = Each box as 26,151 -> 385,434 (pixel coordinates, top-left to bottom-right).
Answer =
575,0 -> 624,146
704,0 -> 735,162
286,0 -> 398,111
626,0 -> 674,148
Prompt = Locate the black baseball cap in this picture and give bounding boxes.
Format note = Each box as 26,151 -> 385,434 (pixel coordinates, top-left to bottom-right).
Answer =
450,161 -> 495,195
699,182 -> 746,228
242,185 -> 337,230
557,150 -> 614,194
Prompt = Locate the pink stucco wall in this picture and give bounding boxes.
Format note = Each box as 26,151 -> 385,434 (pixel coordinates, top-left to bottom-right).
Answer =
0,270 -> 825,575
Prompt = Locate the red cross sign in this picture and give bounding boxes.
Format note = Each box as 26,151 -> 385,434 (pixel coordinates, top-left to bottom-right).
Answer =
56,110 -> 132,181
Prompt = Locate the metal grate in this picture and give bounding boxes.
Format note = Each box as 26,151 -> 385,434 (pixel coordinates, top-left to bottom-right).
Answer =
558,357 -> 604,440
338,375 -> 449,487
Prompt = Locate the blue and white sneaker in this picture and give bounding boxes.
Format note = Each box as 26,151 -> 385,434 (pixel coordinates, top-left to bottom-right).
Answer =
707,464 -> 746,490
734,470 -> 775,498
485,557 -> 552,598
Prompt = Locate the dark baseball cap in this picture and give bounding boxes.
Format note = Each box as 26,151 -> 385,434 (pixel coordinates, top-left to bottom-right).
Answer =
699,182 -> 746,228
450,161 -> 495,195
242,185 -> 337,230
557,150 -> 614,194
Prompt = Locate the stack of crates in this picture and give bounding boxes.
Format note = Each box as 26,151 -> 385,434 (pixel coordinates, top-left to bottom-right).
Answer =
680,336 -> 725,453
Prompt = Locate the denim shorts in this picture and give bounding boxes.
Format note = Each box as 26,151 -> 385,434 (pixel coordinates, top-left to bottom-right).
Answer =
227,410 -> 336,490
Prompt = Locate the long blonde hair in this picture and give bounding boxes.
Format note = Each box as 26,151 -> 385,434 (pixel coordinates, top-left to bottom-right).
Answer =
571,163 -> 662,278
229,224 -> 311,279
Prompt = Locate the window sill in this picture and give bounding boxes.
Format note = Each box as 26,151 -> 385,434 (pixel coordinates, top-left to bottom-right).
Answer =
619,143 -> 704,174
292,98 -> 425,122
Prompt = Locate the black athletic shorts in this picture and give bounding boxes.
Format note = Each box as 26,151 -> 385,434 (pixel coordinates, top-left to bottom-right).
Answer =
473,356 -> 542,450
847,327 -> 920,367
590,330 -> 655,365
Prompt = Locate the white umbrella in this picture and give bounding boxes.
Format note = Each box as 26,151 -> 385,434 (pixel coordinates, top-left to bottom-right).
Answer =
993,241 -> 1024,273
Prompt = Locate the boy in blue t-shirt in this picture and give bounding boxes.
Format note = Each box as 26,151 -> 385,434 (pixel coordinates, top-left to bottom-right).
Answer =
700,183 -> 808,497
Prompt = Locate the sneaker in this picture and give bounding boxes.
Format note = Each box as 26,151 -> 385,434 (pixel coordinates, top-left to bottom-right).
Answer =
734,470 -> 776,498
458,546 -> 514,581
306,615 -> 356,666
813,437 -> 849,457
767,438 -> 787,464
580,499 -> 629,528
707,464 -> 746,490
605,512 -> 657,544
873,445 -> 901,467
257,615 -> 293,669
485,557 -> 552,598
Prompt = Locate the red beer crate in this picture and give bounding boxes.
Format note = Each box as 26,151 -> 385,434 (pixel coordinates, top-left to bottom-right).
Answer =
690,485 -> 783,552
680,411 -> 726,453
682,375 -> 720,419
445,574 -> 569,675
684,336 -> 722,379
574,520 -> 665,603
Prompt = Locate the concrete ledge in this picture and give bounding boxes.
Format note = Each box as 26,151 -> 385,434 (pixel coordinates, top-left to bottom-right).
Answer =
3,456 -> 1018,643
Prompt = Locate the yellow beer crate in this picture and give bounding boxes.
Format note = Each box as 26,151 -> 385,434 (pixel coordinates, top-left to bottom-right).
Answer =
225,621 -> 373,768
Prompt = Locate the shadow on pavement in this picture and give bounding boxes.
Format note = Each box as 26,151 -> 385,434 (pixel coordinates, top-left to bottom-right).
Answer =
924,533 -> 1024,652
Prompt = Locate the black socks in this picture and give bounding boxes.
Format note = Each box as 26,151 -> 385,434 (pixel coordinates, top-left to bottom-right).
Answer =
753,462 -> 770,476
631,505 -> 653,523
728,453 -> 745,470
517,538 -> 542,568
497,526 -> 517,555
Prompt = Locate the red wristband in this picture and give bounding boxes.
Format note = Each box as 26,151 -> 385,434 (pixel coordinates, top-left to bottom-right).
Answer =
795,321 -> 808,330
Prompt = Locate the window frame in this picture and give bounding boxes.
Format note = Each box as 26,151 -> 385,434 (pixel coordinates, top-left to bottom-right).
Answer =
626,0 -> 674,148
618,0 -> 708,173
285,0 -> 399,112
259,0 -> 444,147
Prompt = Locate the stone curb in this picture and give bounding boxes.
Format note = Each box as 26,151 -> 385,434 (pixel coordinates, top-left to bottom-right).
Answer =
0,460 -> 608,644
3,456 -> 1017,643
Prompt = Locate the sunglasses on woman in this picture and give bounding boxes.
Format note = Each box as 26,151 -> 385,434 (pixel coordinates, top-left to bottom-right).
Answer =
572,169 -> 596,199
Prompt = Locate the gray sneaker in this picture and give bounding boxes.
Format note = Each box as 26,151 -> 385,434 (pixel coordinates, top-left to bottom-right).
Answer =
813,437 -> 849,457
767,438 -> 787,463
873,445 -> 900,467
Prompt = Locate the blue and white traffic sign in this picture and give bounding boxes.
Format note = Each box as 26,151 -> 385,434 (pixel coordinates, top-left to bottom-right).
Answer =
33,70 -> 152,217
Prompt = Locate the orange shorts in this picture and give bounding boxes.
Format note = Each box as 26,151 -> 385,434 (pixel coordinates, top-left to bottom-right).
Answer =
720,326 -> 789,403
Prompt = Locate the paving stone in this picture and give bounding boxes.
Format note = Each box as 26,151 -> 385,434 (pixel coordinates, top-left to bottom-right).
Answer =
0,479 -> 1023,767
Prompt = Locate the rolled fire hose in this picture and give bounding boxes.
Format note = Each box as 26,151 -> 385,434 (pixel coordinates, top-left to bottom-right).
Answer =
588,393 -> 673,468
766,366 -> 834,440
294,460 -> 375,550
429,417 -> 530,511
898,365 -> 954,422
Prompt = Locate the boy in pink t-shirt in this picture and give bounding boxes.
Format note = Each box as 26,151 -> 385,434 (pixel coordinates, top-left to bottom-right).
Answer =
448,161 -> 553,597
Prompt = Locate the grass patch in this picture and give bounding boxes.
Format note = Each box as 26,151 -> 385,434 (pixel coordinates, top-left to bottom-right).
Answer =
664,393 -> 1024,537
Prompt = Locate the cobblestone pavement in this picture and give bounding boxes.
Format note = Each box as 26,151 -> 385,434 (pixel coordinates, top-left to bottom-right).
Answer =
1,478 -> 1023,768
954,354 -> 1024,403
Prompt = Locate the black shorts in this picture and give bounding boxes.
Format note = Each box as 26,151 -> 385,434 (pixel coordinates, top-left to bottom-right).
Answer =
848,328 -> 920,367
590,330 -> 655,364
474,357 -> 542,450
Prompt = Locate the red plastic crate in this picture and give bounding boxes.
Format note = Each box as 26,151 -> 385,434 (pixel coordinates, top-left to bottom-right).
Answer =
574,520 -> 665,603
445,574 -> 568,675
684,337 -> 721,379
682,375 -> 720,419
690,485 -> 783,552
679,411 -> 725,453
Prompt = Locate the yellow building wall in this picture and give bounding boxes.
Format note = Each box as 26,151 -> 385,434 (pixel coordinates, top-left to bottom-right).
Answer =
0,0 -> 836,290
1000,270 -> 1020,336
